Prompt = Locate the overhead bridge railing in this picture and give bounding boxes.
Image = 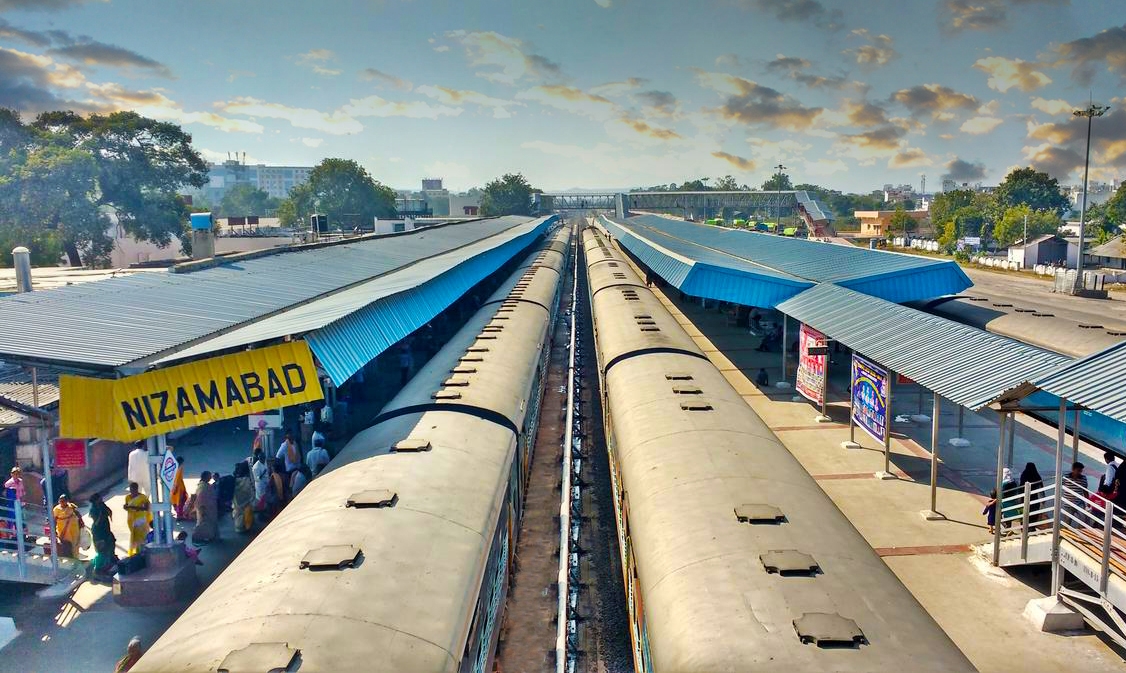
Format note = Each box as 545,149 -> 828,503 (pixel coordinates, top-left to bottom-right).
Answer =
994,481 -> 1126,647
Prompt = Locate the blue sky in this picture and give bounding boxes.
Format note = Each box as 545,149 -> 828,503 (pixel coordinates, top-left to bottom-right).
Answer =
0,0 -> 1123,192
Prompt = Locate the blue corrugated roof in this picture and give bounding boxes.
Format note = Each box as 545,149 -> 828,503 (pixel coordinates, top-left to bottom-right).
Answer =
600,216 -> 813,308
1032,339 -> 1126,423
776,283 -> 1069,410
0,216 -> 543,371
609,214 -> 971,305
307,217 -> 553,385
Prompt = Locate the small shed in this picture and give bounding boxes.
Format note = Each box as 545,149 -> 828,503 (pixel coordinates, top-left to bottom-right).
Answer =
1089,236 -> 1126,271
1007,234 -> 1068,268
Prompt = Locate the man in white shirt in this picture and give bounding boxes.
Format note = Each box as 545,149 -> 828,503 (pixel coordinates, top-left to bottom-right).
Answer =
251,449 -> 269,503
1102,452 -> 1119,492
276,432 -> 301,475
127,444 -> 150,494
306,440 -> 330,477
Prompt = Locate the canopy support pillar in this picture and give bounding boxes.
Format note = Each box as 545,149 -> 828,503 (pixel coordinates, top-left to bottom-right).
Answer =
923,391 -> 945,520
1051,398 -> 1067,595
992,412 -> 1009,566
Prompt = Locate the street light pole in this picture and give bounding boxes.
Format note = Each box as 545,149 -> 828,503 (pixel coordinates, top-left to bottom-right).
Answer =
773,163 -> 787,229
1072,102 -> 1109,294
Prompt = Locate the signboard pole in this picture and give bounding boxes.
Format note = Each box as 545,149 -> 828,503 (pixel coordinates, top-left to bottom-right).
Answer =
146,436 -> 162,544
882,376 -> 894,477
818,342 -> 830,422
923,391 -> 944,520
32,366 -> 58,574
1051,398 -> 1067,594
1071,410 -> 1081,465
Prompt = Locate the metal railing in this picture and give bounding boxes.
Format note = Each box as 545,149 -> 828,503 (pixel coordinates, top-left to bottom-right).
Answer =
998,480 -> 1126,598
0,499 -> 52,581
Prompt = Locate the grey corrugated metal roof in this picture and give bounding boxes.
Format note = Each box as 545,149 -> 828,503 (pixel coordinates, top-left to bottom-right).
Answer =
0,216 -> 534,371
1090,235 -> 1126,260
0,364 -> 60,426
776,283 -> 1070,410
1033,339 -> 1126,422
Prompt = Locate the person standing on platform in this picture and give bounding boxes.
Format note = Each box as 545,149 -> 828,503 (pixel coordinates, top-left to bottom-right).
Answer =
251,449 -> 269,510
1020,462 -> 1046,522
170,457 -> 189,521
306,437 -> 330,477
268,459 -> 287,518
1062,462 -> 1094,526
755,368 -> 769,386
290,466 -> 310,499
231,462 -> 255,534
276,432 -> 301,478
87,493 -> 116,579
40,464 -> 69,506
52,494 -> 82,558
123,482 -> 151,556
1100,452 -> 1119,493
127,444 -> 149,494
1000,467 -> 1020,529
4,467 -> 25,502
192,471 -> 219,544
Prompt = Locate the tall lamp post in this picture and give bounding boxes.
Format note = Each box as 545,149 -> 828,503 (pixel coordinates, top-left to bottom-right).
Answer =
1072,103 -> 1110,294
773,163 -> 787,228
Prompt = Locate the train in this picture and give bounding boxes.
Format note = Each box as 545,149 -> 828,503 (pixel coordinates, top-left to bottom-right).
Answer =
582,224 -> 978,672
133,223 -> 571,673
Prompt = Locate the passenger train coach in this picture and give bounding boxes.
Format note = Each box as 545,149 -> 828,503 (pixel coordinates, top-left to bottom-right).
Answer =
133,224 -> 571,673
583,225 -> 977,673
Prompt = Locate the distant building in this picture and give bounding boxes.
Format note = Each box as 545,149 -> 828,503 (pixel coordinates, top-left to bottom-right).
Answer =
1007,235 -> 1070,269
192,160 -> 315,204
1066,181 -> 1119,210
854,209 -> 929,237
882,183 -> 917,205
396,178 -> 480,219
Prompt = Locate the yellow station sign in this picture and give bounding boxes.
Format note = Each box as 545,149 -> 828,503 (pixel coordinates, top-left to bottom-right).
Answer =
61,341 -> 324,442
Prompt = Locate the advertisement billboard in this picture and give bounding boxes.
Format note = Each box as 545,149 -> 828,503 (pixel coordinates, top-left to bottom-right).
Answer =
851,354 -> 890,444
796,324 -> 827,405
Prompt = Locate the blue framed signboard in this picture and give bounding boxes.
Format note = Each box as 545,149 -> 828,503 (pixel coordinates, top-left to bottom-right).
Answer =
851,354 -> 889,444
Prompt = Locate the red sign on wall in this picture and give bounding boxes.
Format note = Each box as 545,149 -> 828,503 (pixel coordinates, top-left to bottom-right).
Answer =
53,438 -> 87,469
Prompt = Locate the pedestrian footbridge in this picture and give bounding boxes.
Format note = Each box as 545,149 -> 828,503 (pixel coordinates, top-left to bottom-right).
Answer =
981,481 -> 1126,647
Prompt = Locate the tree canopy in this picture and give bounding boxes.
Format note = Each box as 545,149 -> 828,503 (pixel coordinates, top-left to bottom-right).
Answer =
282,158 -> 397,229
479,173 -> 536,217
992,167 -> 1070,217
887,205 -> 917,235
992,205 -> 1062,248
220,183 -> 280,217
0,109 -> 206,267
761,171 -> 793,191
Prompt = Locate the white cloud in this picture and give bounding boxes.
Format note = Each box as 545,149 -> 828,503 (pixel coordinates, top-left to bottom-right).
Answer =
342,94 -> 463,120
960,116 -> 1003,134
445,30 -> 562,85
803,158 -> 849,176
416,85 -> 519,118
973,56 -> 1051,92
300,137 -> 324,148
218,97 -> 364,135
594,0 -> 611,6
516,85 -> 617,120
1030,97 -> 1072,116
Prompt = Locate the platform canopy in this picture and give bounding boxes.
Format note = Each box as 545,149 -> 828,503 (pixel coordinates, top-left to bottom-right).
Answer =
601,214 -> 971,307
0,215 -> 555,385
776,283 -> 1070,410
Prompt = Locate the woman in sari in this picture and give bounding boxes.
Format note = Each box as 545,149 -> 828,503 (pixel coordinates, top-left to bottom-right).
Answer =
87,493 -> 116,578
124,481 -> 151,556
170,457 -> 190,521
231,462 -> 255,534
52,494 -> 83,558
193,471 -> 219,544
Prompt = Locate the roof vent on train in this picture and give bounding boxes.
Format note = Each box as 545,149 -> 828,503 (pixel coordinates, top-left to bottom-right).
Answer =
443,377 -> 471,387
665,373 -> 694,381
451,366 -> 478,374
735,503 -> 785,524
218,642 -> 300,673
679,401 -> 713,411
672,386 -> 702,395
432,390 -> 462,400
391,439 -> 432,453
760,550 -> 820,576
346,489 -> 399,508
793,613 -> 867,648
299,545 -> 363,571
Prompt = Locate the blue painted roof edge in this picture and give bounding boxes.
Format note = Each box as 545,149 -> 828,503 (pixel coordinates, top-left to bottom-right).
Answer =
837,263 -> 973,304
306,216 -> 555,385
601,217 -> 694,287
683,262 -> 813,309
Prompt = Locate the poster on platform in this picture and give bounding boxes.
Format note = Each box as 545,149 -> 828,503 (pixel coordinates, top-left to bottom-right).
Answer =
795,324 -> 827,405
851,354 -> 890,444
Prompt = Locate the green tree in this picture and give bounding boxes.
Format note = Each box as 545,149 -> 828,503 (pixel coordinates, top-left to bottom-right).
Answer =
993,167 -> 1070,217
283,158 -> 397,229
938,220 -> 958,250
220,183 -> 279,217
1104,182 -> 1126,232
712,175 -> 742,191
887,205 -> 917,235
479,173 -> 536,217
30,110 -> 207,264
992,204 -> 1062,248
761,171 -> 793,191
929,189 -> 978,230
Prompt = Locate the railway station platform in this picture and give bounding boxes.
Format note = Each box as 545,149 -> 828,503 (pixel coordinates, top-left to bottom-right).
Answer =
635,274 -> 1126,672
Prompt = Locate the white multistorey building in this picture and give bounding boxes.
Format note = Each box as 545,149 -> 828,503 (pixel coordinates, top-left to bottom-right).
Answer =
1067,180 -> 1120,210
193,160 -> 315,204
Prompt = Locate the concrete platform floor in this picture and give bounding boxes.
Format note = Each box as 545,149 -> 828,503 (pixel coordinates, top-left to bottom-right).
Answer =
645,281 -> 1126,672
